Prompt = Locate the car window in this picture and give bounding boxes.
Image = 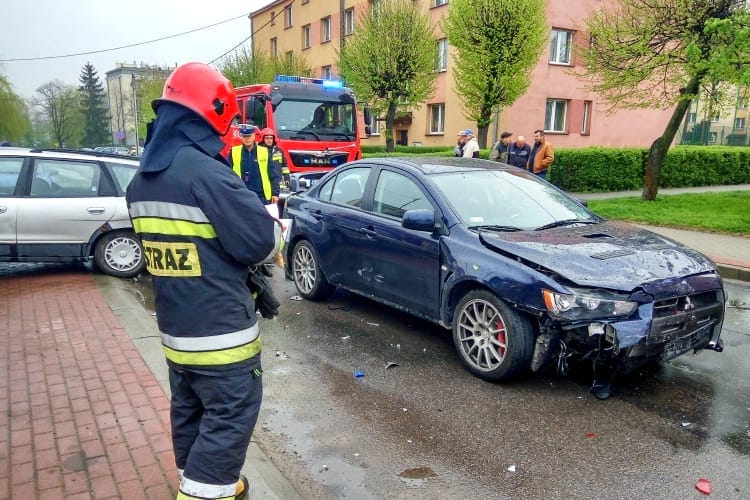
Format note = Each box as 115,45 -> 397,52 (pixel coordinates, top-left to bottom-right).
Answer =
330,167 -> 370,207
0,157 -> 24,195
317,177 -> 334,201
373,170 -> 432,220
30,160 -> 101,197
108,162 -> 138,191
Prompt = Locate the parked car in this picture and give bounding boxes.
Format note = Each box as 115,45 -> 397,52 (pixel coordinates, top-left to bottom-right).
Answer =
283,157 -> 725,386
0,147 -> 145,277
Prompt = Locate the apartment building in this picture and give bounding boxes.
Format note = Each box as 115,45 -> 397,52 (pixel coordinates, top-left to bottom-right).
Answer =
249,0 -> 673,148
679,86 -> 750,146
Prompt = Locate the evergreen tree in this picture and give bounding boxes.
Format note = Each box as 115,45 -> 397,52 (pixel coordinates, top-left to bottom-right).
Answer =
78,63 -> 110,147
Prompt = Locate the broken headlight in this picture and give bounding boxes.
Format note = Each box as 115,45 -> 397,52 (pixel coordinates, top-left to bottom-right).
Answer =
542,288 -> 637,321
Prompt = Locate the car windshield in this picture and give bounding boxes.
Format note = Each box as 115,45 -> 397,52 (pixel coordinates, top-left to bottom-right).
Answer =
273,99 -> 356,141
431,169 -> 598,231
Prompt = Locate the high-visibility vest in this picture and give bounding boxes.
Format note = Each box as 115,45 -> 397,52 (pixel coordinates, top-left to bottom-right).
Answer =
231,145 -> 272,200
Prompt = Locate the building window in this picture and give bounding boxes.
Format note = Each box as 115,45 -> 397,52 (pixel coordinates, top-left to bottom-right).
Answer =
735,117 -> 746,129
437,38 -> 448,72
581,100 -> 592,135
345,8 -> 355,35
322,65 -> 332,79
710,113 -> 720,123
549,29 -> 573,65
688,112 -> 697,124
284,5 -> 293,28
371,116 -> 381,135
302,24 -> 311,49
270,11 -> 275,26
285,51 -> 293,65
708,131 -> 718,143
321,16 -> 332,43
270,37 -> 278,57
545,99 -> 567,132
429,103 -> 445,134
435,0 -> 448,6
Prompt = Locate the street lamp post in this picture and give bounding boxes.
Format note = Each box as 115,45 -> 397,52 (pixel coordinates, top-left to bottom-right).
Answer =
131,75 -> 139,152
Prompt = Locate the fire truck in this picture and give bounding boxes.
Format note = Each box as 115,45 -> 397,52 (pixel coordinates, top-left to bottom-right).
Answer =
233,75 -> 371,173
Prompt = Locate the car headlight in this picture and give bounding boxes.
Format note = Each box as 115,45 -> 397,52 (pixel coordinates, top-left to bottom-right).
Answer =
542,288 -> 637,321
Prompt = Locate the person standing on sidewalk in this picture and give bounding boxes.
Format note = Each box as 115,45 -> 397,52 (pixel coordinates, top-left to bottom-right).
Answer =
461,129 -> 480,158
507,135 -> 532,170
259,127 -> 289,189
228,125 -> 282,206
126,62 -> 282,500
528,129 -> 554,179
489,131 -> 513,162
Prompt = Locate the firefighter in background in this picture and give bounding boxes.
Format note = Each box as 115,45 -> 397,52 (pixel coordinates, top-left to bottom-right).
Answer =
259,127 -> 290,188
126,62 -> 282,500
229,124 -> 282,205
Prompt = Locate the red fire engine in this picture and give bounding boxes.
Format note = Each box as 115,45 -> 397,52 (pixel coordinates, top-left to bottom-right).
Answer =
232,75 -> 371,173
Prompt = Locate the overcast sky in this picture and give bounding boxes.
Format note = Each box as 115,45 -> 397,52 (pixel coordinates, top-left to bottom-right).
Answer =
0,0 -> 273,99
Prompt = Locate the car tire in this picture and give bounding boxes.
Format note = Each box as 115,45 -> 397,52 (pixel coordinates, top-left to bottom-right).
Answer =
292,240 -> 334,301
453,290 -> 534,381
94,231 -> 145,278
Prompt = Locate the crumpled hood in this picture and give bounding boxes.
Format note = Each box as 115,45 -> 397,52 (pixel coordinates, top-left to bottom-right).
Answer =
479,220 -> 717,291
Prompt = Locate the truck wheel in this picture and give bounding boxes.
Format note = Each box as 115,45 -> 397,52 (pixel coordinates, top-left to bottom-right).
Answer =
453,290 -> 534,381
94,231 -> 145,278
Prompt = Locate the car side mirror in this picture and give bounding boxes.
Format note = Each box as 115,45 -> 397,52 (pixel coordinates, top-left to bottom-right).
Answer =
402,209 -> 435,232
363,106 -> 372,126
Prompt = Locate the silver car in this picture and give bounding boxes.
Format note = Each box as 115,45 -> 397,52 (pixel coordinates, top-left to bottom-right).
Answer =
0,148 -> 145,277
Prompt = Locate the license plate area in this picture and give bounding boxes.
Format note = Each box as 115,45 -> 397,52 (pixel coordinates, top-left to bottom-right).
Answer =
661,325 -> 711,361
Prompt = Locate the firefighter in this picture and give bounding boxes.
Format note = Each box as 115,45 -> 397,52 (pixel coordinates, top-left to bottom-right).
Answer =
228,124 -> 282,206
125,62 -> 282,500
259,127 -> 290,189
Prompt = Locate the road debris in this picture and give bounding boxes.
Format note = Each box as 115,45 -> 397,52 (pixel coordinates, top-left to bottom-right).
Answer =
385,361 -> 399,369
695,478 -> 712,495
290,295 -> 302,301
341,336 -> 351,340
366,321 -> 380,326
507,465 -> 516,473
354,370 -> 365,378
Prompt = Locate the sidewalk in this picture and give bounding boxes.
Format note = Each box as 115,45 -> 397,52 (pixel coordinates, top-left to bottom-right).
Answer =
570,185 -> 750,282
0,269 -> 301,499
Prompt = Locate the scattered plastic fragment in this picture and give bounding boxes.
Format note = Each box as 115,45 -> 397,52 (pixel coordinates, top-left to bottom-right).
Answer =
290,295 -> 302,301
586,432 -> 596,438
151,312 -> 157,317
354,370 -> 365,378
320,465 -> 328,472
385,362 -> 399,369
681,422 -> 692,427
275,350 -> 288,360
353,453 -> 360,457
366,322 -> 380,326
341,336 -> 351,340
402,408 -> 408,412
407,439 -> 412,443
507,465 -> 516,473
695,478 -> 711,495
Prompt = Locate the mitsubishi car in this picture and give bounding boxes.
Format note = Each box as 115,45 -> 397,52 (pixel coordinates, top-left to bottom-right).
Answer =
283,157 -> 726,385
0,147 -> 144,277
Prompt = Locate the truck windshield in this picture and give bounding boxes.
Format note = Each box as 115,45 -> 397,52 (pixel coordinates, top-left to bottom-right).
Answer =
274,100 -> 356,141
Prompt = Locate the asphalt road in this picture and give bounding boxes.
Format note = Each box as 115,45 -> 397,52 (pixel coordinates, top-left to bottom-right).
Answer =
242,271 -> 750,499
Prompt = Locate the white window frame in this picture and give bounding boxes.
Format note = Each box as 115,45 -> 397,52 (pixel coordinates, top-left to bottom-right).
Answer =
581,100 -> 592,135
708,131 -> 718,143
437,38 -> 448,72
710,113 -> 720,123
321,16 -> 332,43
270,37 -> 278,57
345,8 -> 355,35
429,103 -> 445,134
322,65 -> 332,79
549,29 -> 573,65
371,116 -> 381,135
688,112 -> 697,124
302,25 -> 311,49
735,117 -> 746,129
284,5 -> 293,28
545,99 -> 568,133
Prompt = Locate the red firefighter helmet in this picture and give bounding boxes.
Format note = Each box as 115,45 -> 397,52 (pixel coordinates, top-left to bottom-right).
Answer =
152,62 -> 239,135
259,127 -> 276,142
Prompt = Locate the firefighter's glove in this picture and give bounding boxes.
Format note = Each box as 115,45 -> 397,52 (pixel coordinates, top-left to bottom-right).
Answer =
247,267 -> 281,319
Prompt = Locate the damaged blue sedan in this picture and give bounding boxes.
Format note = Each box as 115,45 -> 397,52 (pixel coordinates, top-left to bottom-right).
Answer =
283,158 -> 725,392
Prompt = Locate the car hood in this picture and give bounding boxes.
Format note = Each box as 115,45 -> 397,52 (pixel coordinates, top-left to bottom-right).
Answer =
478,220 -> 717,291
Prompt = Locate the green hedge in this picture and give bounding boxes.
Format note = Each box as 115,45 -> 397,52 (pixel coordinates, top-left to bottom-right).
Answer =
361,145 -> 750,192
550,146 -> 750,192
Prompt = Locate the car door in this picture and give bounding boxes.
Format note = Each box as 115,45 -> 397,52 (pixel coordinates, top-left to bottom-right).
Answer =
307,166 -> 372,291
15,158 -> 116,258
0,156 -> 25,257
357,168 -> 441,319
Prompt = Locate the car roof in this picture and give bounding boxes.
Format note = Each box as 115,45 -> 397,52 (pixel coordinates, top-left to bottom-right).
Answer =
350,156 -> 515,176
0,147 -> 140,166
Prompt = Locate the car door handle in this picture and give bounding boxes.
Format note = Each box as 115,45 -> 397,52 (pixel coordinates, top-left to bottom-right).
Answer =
360,227 -> 377,237
310,209 -> 324,220
87,207 -> 106,215
0,206 -> 6,214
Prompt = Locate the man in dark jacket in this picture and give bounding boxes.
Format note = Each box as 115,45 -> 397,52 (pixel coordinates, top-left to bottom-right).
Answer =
507,135 -> 532,170
126,62 -> 281,500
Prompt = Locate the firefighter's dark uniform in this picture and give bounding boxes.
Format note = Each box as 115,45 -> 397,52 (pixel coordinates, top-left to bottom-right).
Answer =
228,144 -> 282,205
126,103 -> 280,498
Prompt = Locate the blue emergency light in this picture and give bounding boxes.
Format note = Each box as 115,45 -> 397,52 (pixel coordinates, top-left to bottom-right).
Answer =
274,75 -> 344,89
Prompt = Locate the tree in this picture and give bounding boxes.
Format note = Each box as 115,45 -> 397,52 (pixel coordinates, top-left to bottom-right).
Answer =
338,0 -> 438,152
218,46 -> 312,87
34,80 -> 83,148
78,63 -> 110,147
134,75 -> 167,141
579,0 -> 750,200
442,0 -> 547,148
0,73 -> 30,144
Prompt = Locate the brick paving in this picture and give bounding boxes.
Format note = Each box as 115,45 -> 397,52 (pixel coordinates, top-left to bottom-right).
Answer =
1,269 -> 178,499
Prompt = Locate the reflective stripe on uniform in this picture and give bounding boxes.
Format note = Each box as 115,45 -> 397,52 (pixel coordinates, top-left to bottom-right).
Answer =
132,218 -> 216,238
178,475 -> 238,499
163,337 -> 261,366
129,201 -> 210,223
231,145 -> 272,200
161,323 -> 259,351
